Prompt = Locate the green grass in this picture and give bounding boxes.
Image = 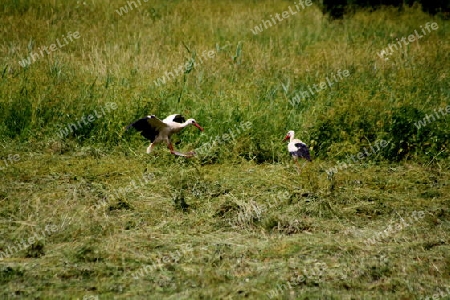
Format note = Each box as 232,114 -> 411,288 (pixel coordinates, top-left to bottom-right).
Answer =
0,0 -> 449,299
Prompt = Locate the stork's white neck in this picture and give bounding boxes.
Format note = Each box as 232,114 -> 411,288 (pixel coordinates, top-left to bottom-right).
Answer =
289,133 -> 296,142
169,120 -> 191,132
181,121 -> 191,128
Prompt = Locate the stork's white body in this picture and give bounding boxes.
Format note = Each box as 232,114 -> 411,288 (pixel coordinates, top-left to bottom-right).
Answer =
283,130 -> 311,171
126,114 -> 203,156
287,137 -> 305,153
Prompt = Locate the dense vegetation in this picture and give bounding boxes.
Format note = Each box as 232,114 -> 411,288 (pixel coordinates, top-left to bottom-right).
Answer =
0,0 -> 449,299
321,0 -> 450,19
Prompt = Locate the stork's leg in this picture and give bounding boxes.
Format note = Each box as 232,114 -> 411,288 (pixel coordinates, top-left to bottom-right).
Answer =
168,142 -> 183,156
168,142 -> 195,157
146,143 -> 155,154
168,142 -> 175,154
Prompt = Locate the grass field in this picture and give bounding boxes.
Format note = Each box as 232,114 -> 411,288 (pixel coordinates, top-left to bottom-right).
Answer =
1,0 -> 449,299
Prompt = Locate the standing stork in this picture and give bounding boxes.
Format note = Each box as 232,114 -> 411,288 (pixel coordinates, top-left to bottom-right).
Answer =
283,130 -> 311,171
126,114 -> 204,157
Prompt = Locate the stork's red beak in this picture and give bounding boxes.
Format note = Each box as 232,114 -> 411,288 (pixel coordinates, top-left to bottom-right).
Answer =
194,123 -> 204,131
283,135 -> 290,142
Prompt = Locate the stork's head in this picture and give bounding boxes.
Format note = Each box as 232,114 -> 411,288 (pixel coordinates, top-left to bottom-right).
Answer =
186,119 -> 204,131
283,130 -> 294,142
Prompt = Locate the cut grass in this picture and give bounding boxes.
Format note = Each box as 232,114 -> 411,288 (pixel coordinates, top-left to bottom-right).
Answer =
1,149 -> 449,298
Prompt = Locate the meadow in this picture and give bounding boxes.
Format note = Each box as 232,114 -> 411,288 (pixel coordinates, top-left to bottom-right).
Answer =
0,0 -> 449,299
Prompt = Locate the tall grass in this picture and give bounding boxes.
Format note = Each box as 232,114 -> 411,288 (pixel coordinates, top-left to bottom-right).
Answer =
0,0 -> 448,163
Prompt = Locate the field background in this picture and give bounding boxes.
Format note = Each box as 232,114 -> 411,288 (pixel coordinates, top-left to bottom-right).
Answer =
0,0 -> 449,299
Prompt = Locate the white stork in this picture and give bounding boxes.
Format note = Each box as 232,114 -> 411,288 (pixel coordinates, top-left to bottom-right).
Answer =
126,114 -> 204,157
283,130 -> 311,171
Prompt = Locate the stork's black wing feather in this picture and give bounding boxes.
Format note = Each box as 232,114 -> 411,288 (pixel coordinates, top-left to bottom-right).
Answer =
126,116 -> 159,142
172,114 -> 186,123
294,142 -> 311,161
